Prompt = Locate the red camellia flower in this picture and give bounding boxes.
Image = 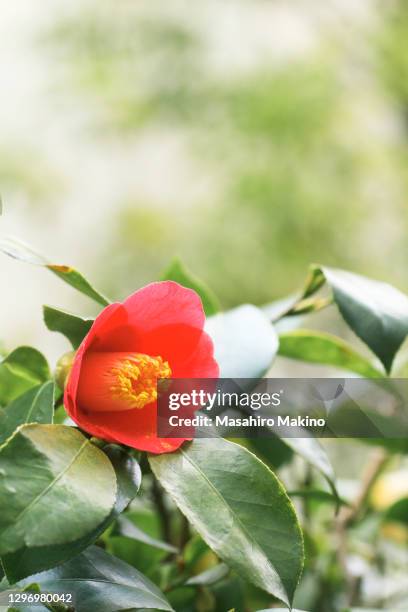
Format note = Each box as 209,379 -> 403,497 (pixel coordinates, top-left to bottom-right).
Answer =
64,281 -> 219,453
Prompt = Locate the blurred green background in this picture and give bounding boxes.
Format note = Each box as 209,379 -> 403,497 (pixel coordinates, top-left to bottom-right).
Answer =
1,2 -> 408,610
2,0 -> 408,362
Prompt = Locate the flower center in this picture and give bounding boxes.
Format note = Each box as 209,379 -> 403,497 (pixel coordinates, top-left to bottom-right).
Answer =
77,351 -> 172,413
110,353 -> 172,408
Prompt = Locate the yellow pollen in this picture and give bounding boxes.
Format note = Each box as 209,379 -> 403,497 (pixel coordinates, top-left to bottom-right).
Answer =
109,353 -> 172,409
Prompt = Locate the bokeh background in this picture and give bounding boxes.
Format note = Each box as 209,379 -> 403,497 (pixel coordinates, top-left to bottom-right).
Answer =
1,2 -> 408,610
2,0 -> 408,363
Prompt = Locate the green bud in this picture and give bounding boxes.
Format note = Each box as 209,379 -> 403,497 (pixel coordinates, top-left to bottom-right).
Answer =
54,350 -> 76,390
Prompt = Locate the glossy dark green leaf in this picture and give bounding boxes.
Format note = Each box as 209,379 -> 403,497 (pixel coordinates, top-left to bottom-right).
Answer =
161,258 -> 220,316
186,563 -> 229,586
278,330 -> 383,378
103,444 -> 141,514
116,515 -> 177,553
205,305 -> 278,378
150,438 -> 304,607
0,425 -> 116,557
297,265 -> 408,373
0,347 -> 50,406
43,305 -> 94,349
17,546 -> 174,612
0,236 -> 109,306
1,444 -> 141,582
0,382 -> 54,445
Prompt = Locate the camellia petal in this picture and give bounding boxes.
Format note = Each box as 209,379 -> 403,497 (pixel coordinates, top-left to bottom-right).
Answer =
64,282 -> 218,454
123,281 -> 205,332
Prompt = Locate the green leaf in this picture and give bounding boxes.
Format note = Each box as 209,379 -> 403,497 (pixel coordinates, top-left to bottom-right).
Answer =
281,437 -> 337,498
384,497 -> 408,526
186,562 -> 229,586
161,258 -> 220,316
1,444 -> 141,582
296,265 -> 408,373
302,266 -> 326,298
0,347 -> 50,406
263,294 -> 331,321
0,236 -> 109,307
0,583 -> 50,612
278,329 -> 384,378
0,348 -> 49,384
150,438 -> 304,607
211,575 -> 244,611
288,490 -> 350,507
248,436 -> 294,470
17,546 -> 174,612
103,444 -> 141,514
116,515 -> 178,554
205,305 -> 279,378
43,305 -> 94,349
262,294 -> 300,321
183,535 -> 209,568
359,437 -> 408,454
107,533 -> 168,576
0,425 -> 116,557
245,417 -> 337,496
8,603 -> 50,612
257,609 -> 310,612
0,382 -> 54,445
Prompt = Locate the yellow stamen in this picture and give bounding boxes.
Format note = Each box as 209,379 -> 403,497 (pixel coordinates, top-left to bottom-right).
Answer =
109,353 -> 172,409
77,351 -> 172,413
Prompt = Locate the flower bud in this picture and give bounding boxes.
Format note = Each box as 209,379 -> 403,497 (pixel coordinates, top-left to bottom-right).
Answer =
55,350 -> 76,390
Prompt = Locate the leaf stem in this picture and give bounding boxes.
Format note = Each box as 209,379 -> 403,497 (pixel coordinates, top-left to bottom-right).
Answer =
336,448 -> 390,606
151,475 -> 172,544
